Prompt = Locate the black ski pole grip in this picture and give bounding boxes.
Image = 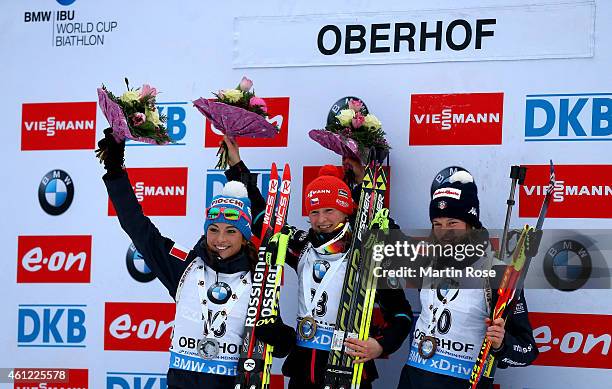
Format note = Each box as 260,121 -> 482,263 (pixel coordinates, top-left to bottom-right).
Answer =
518,166 -> 528,185
510,165 -> 521,179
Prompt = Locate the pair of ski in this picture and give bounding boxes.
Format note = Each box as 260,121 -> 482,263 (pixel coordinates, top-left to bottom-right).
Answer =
235,163 -> 291,389
325,149 -> 390,389
468,161 -> 556,388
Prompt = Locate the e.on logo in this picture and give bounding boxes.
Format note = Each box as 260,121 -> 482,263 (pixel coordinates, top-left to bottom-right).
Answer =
409,93 -> 503,146
530,312 -> 611,369
21,102 -> 96,150
519,164 -> 612,218
104,302 -> 175,351
301,166 -> 391,216
204,97 -> 290,148
108,168 -> 188,216
17,235 -> 91,283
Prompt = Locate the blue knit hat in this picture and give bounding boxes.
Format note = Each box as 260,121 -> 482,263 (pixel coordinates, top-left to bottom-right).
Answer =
204,181 -> 252,240
429,171 -> 481,229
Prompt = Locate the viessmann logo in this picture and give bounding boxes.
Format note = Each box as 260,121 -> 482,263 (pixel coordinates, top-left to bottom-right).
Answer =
204,97 -> 290,148
108,168 -> 188,216
21,102 -> 96,150
519,165 -> 612,218
531,312 -> 611,369
104,302 -> 175,351
17,235 -> 91,283
409,92 -> 503,145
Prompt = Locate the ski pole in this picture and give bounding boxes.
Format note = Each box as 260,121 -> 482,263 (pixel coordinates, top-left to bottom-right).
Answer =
498,166 -> 527,262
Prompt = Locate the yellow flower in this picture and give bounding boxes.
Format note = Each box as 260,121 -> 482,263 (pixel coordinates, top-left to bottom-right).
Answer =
146,108 -> 162,126
222,88 -> 243,103
119,90 -> 140,104
336,109 -> 355,126
364,114 -> 382,130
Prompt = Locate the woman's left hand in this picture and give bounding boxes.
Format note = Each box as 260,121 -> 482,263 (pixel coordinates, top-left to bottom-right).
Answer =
342,156 -> 365,184
345,337 -> 383,364
223,135 -> 241,167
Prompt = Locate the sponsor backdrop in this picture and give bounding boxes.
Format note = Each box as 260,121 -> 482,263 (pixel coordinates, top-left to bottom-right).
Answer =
1,0 -> 610,388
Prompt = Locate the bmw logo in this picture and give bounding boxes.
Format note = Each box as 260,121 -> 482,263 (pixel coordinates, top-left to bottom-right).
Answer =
544,239 -> 592,292
436,279 -> 459,302
208,282 -> 232,304
126,243 -> 156,283
38,170 -> 74,215
56,0 -> 77,5
313,260 -> 330,283
431,166 -> 474,198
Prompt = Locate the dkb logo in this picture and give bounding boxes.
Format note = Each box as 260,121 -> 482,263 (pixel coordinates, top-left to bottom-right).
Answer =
525,93 -> 612,141
106,372 -> 167,388
17,304 -> 86,347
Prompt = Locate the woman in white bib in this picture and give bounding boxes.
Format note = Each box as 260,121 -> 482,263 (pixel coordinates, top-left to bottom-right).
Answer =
398,171 -> 539,389
98,130 -> 263,389
222,131 -> 413,389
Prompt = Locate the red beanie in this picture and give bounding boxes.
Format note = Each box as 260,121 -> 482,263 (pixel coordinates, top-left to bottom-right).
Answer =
304,165 -> 354,215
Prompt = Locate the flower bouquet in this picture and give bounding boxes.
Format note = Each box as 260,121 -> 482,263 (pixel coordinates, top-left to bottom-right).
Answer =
193,77 -> 279,169
97,78 -> 172,145
309,97 -> 389,164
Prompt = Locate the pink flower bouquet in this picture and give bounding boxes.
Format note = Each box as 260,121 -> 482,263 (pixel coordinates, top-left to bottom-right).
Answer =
193,77 -> 279,169
97,78 -> 171,145
309,97 -> 389,164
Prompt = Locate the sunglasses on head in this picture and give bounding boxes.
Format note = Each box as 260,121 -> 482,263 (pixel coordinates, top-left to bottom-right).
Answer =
206,207 -> 251,223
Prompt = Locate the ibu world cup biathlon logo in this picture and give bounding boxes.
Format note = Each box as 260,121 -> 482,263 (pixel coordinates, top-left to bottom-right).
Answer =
207,282 -> 232,304
313,260 -> 330,283
38,169 -> 74,215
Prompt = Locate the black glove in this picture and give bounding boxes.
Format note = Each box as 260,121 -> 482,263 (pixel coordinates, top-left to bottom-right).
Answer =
525,229 -> 543,258
95,127 -> 125,176
254,314 -> 296,358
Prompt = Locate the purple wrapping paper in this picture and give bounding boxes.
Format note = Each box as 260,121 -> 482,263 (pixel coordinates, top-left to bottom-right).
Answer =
97,88 -> 168,145
193,97 -> 278,138
308,129 -> 361,162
